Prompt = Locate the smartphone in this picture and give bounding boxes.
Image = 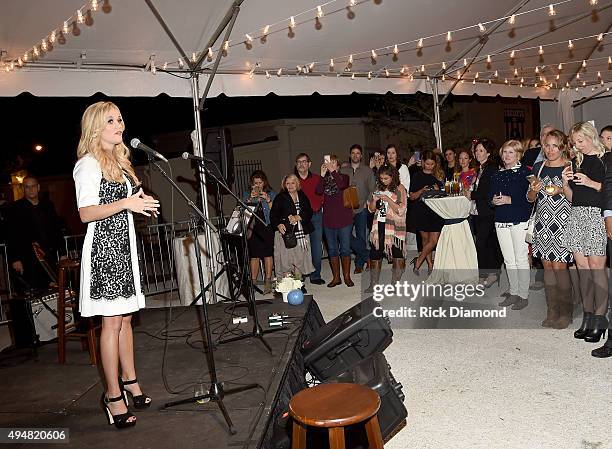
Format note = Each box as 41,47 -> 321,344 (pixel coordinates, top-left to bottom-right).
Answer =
414,151 -> 421,161
526,175 -> 536,183
324,155 -> 331,163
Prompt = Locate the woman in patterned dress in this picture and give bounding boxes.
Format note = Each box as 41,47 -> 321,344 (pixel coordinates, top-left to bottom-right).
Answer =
527,130 -> 573,329
73,102 -> 158,429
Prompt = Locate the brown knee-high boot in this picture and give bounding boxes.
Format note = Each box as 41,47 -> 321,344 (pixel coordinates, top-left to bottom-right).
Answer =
365,259 -> 382,293
553,286 -> 573,329
341,256 -> 354,287
392,258 -> 405,282
327,256 -> 341,288
541,285 -> 560,328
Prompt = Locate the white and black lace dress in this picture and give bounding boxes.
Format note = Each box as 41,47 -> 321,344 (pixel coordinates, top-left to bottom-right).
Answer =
73,154 -> 145,317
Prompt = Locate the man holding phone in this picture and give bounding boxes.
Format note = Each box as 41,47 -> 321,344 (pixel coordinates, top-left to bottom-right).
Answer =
341,144 -> 377,274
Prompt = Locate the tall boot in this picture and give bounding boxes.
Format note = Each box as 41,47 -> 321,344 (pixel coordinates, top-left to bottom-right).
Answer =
574,312 -> 593,339
552,287 -> 573,329
365,259 -> 382,294
541,285 -> 560,328
327,256 -> 341,288
392,258 -> 405,283
341,256 -> 354,287
584,315 -> 609,343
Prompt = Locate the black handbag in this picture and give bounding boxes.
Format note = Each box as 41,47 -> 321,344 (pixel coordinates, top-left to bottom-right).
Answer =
282,224 -> 298,249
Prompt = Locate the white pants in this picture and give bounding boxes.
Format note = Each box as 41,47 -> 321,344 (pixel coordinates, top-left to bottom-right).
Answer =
495,222 -> 530,299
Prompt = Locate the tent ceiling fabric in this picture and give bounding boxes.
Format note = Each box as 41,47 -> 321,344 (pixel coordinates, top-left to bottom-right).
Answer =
0,0 -> 610,99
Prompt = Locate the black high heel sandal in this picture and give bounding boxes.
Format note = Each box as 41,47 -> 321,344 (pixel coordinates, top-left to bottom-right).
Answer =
483,275 -> 500,289
410,257 -> 420,276
101,393 -> 136,429
119,378 -> 152,409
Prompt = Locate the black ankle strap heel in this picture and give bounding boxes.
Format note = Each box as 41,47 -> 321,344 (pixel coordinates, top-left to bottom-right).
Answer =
119,378 -> 152,409
101,393 -> 136,429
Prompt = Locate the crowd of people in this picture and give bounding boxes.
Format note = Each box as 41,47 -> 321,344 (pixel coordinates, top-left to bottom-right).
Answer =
243,122 -> 612,360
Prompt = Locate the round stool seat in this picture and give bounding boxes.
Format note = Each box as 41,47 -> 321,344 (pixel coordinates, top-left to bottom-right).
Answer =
289,383 -> 381,428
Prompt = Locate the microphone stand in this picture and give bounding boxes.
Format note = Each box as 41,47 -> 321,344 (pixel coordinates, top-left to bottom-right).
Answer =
148,157 -> 257,435
193,159 -> 287,353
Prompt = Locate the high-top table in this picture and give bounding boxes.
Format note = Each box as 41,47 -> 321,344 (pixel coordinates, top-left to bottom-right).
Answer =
423,195 -> 479,284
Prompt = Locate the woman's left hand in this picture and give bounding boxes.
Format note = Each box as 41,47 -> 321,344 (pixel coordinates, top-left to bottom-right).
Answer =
572,173 -> 595,188
288,214 -> 301,224
492,194 -> 511,205
260,191 -> 270,202
142,192 -> 159,217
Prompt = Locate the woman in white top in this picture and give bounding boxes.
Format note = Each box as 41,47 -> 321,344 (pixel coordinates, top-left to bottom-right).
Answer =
385,144 -> 410,191
73,101 -> 159,429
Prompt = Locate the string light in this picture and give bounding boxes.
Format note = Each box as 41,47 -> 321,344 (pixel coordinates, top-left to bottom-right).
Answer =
478,23 -> 486,33
77,10 -> 84,24
582,59 -> 587,68
548,4 -> 556,16
475,71 -> 479,79
289,16 -> 296,29
263,25 -> 270,36
510,50 -> 516,59
329,58 -> 335,70
505,78 -> 509,84
49,31 -> 56,43
520,77 -> 524,83
41,39 -> 47,52
178,58 -> 184,69
351,72 -> 355,80
576,72 -> 580,79
514,68 -> 519,77
316,5 -> 324,18
385,68 -> 390,77
509,14 -> 516,25
393,44 -> 399,56
63,21 -> 69,34
245,33 -> 253,43
207,47 -> 213,61
597,70 -> 602,78
371,49 -> 377,62
265,70 -> 270,78
309,62 -> 315,70
400,66 -> 406,75
494,70 -> 499,77
441,74 -> 446,81
162,62 -> 168,70
417,38 -> 423,49
33,46 -> 39,57
91,0 -> 98,11
367,71 -> 372,80
17,58 -> 23,67
487,55 -> 492,64
558,63 -> 563,70
349,0 -> 356,6
420,64 -> 425,73
23,53 -> 28,62
446,31 -> 452,42
463,58 -> 468,67
538,46 -> 544,55
488,79 -> 492,84
192,52 -> 197,63
609,56 -> 612,64
535,66 -> 539,73
568,40 -> 574,50
597,33 -> 604,42
277,68 -> 283,76
348,54 -> 353,65
589,0 -> 598,5
556,74 -> 560,79
442,61 -> 446,70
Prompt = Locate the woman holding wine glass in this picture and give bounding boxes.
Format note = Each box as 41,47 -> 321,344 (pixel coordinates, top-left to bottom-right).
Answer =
562,121 -> 608,343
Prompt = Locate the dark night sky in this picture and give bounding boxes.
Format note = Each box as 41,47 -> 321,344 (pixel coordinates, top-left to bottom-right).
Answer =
0,92 -> 385,181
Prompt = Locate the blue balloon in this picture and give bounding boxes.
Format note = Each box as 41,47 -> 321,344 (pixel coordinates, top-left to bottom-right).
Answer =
287,289 -> 304,305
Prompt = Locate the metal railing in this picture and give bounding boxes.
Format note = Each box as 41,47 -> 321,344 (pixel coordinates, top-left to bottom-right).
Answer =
62,218 -> 231,297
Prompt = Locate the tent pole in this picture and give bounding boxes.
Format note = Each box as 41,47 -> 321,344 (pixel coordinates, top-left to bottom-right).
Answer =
432,78 -> 443,150
198,4 -> 241,109
144,0 -> 191,68
194,0 -> 246,71
190,75 -> 217,303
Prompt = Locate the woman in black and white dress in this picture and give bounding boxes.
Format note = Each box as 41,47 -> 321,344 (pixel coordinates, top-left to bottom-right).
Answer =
73,102 -> 158,429
527,130 -> 573,329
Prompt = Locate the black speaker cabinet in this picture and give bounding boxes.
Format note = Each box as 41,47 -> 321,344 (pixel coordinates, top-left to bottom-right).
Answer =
301,297 -> 392,381
330,353 -> 407,440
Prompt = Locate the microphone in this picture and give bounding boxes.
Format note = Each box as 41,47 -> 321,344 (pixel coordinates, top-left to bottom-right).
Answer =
182,152 -> 212,162
130,138 -> 168,163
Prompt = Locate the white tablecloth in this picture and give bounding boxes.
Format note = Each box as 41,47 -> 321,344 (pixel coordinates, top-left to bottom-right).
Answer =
423,196 -> 478,284
172,234 -> 230,306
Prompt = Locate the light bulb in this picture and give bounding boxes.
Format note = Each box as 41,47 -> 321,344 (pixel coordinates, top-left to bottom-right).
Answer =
510,50 -> 515,59
568,40 -> 574,50
317,5 -> 323,18
463,58 -> 468,67
330,58 -> 334,69
509,14 -> 516,25
162,62 -> 168,70
590,0 -> 598,5
494,70 -> 498,77
478,23 -> 486,33
277,68 -> 282,76
582,60 -> 587,68
263,25 -> 270,36
576,72 -> 580,79
597,33 -> 604,42
63,21 -> 69,34
558,63 -> 563,70
41,40 -> 47,51
548,4 -> 556,16
487,55 -> 492,64
367,71 -> 372,80
417,38 -> 423,48
420,64 -> 425,73
514,68 -> 518,77
77,10 -> 84,24
538,46 -> 544,55
488,79 -> 492,84
178,58 -> 184,69
207,48 -> 213,61
446,31 -> 452,42
400,66 -> 406,75
475,71 -> 479,79
18,58 -> 23,66
393,44 -> 399,55
556,74 -> 560,80
535,66 -> 539,74
371,49 -> 377,60
442,74 -> 445,81
597,71 -> 602,78
309,62 -> 315,70
349,0 -> 356,6
442,61 -> 446,70
348,54 -> 353,64
33,46 -> 39,57
504,78 -> 508,84
91,0 -> 98,11
50,31 -> 56,43
245,34 -> 253,43
289,16 -> 295,29
265,70 -> 270,78
351,73 -> 355,80
385,68 -> 390,77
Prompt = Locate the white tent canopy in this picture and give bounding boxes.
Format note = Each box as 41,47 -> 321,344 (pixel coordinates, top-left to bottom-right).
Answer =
1,0 -> 611,101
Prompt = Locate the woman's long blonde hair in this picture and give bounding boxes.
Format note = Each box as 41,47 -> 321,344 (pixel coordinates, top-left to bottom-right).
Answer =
77,101 -> 138,183
570,121 -> 606,159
